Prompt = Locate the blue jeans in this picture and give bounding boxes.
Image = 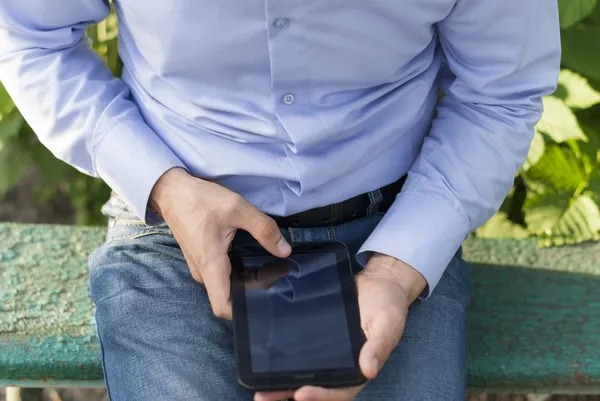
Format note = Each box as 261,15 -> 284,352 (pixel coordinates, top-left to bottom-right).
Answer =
89,195 -> 470,400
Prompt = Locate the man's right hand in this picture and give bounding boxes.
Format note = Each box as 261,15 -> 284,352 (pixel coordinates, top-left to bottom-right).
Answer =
149,168 -> 292,319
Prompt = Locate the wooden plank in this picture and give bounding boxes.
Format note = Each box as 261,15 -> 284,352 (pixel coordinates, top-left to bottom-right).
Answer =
2,223 -> 600,391
0,224 -> 104,386
467,264 -> 600,393
464,238 -> 600,392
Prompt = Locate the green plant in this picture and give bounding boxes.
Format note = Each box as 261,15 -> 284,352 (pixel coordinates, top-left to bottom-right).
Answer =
476,0 -> 600,245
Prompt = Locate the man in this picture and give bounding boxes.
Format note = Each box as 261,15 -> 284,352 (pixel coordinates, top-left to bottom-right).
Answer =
0,0 -> 560,399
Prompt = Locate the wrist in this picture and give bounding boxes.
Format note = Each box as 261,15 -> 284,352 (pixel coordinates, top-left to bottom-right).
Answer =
149,167 -> 193,217
364,253 -> 427,302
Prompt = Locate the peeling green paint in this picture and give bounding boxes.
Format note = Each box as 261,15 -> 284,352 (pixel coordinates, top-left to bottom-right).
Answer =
0,223 -> 105,385
0,224 -> 104,338
2,223 -> 600,391
467,264 -> 600,393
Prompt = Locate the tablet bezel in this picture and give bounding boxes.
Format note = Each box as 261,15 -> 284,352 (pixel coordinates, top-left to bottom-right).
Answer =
229,241 -> 367,391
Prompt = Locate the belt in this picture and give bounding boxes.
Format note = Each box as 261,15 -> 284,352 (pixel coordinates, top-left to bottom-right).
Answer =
271,176 -> 406,228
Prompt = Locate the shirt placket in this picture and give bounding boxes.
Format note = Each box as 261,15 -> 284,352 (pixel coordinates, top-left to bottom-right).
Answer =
264,0 -> 313,144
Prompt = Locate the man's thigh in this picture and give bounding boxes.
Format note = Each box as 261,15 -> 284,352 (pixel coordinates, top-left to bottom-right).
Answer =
88,212 -> 470,401
356,255 -> 470,401
88,222 -> 251,401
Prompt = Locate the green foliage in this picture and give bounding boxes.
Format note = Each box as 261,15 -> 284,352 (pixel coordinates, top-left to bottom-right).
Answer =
558,0 -> 598,30
1,4 -> 600,242
477,2 -> 600,246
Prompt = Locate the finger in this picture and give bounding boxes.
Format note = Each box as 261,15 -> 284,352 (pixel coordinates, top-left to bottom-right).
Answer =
235,205 -> 291,258
294,385 -> 362,401
172,229 -> 205,284
358,308 -> 405,379
254,390 -> 294,401
201,250 -> 233,320
190,268 -> 204,284
180,250 -> 205,283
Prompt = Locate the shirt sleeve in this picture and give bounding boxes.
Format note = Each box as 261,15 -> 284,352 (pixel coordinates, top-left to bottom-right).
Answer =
357,0 -> 561,297
0,0 -> 185,222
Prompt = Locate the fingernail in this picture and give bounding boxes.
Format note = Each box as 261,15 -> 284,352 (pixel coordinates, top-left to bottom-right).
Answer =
372,358 -> 380,374
278,238 -> 292,254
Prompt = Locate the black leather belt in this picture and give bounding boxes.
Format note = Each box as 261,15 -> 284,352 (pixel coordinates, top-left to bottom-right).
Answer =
271,176 -> 406,228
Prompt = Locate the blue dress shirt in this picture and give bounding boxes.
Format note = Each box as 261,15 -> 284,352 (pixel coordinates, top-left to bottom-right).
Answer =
0,0 -> 560,295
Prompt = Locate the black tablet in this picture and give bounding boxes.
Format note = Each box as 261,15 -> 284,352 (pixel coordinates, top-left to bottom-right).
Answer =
229,241 -> 366,391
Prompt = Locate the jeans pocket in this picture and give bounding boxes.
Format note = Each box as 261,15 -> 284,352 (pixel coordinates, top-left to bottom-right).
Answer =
106,217 -> 171,243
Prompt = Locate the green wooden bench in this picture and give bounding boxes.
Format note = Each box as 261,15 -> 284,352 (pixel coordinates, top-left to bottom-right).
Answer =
2,223 -> 600,399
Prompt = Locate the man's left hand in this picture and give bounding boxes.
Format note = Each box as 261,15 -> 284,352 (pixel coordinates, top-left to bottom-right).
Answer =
255,253 -> 427,401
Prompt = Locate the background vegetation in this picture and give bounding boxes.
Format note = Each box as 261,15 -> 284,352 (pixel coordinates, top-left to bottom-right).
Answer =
0,0 -> 600,249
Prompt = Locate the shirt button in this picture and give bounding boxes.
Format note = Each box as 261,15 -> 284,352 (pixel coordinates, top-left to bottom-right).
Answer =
273,18 -> 289,29
283,93 -> 295,105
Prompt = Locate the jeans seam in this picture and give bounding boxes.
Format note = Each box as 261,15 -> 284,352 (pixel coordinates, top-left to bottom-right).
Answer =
88,249 -> 114,401
96,324 -> 114,401
114,218 -> 146,226
106,230 -> 168,243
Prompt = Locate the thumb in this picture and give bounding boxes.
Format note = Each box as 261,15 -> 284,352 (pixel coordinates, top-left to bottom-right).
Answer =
237,205 -> 291,258
358,311 -> 405,380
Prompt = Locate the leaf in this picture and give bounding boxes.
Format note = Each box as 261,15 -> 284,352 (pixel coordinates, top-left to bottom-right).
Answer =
104,38 -> 122,77
555,194 -> 600,234
476,212 -> 529,238
589,0 -> 600,23
0,108 -> 24,141
0,137 -> 32,197
561,25 -> 600,82
525,189 -> 600,246
577,122 -> 600,172
591,78 -> 600,94
537,194 -> 600,246
525,144 -> 587,191
536,97 -> 587,142
556,69 -> 600,109
558,0 -> 598,29
0,82 -> 13,113
521,130 -> 545,172
524,191 -> 573,235
587,175 -> 600,204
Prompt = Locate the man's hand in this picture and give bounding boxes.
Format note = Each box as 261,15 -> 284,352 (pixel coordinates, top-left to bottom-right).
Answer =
255,253 -> 426,401
150,168 -> 292,319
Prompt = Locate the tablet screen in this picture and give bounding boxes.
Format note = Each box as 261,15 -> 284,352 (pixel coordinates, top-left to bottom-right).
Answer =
240,252 -> 355,374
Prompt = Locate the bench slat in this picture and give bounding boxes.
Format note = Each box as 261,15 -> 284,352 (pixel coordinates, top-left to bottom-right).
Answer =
2,223 -> 600,392
464,238 -> 600,392
0,224 -> 104,387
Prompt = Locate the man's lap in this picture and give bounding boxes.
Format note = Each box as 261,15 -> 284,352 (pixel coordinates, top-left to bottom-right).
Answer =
89,211 -> 470,401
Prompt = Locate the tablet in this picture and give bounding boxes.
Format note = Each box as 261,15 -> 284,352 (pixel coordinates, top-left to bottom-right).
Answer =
229,241 -> 366,391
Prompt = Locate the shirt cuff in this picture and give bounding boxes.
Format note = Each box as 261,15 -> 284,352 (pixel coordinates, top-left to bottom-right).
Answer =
94,118 -> 186,224
356,191 -> 470,298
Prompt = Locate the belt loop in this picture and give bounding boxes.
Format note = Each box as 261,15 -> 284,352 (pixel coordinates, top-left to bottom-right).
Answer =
366,189 -> 382,215
329,202 -> 341,225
